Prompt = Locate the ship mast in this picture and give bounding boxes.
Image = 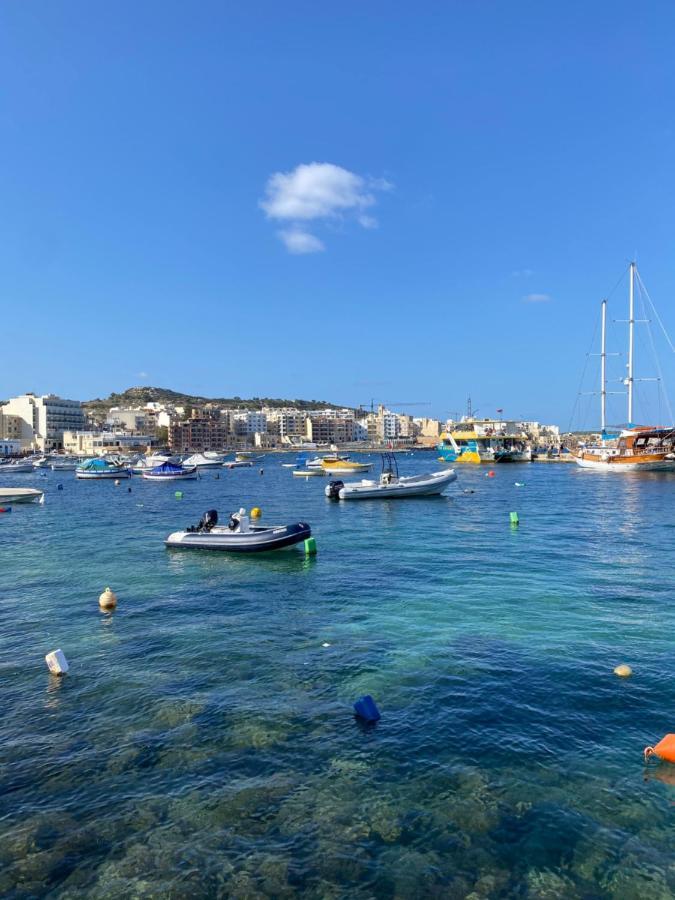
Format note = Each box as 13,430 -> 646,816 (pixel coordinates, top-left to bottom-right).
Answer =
600,299 -> 607,432
627,261 -> 635,424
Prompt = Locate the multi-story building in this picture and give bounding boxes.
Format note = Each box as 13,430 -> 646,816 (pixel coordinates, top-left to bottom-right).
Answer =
269,409 -> 307,439
232,411 -> 267,437
169,419 -> 231,452
2,393 -> 86,451
105,407 -> 155,433
63,431 -> 159,456
0,411 -> 25,445
305,416 -> 355,444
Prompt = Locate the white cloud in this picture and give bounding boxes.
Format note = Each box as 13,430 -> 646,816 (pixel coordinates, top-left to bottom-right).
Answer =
137,371 -> 149,378
512,268 -> 533,278
260,162 -> 391,252
279,228 -> 325,255
523,293 -> 552,303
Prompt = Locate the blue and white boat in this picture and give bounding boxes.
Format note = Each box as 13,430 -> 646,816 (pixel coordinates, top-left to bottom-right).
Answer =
76,459 -> 131,479
142,462 -> 198,481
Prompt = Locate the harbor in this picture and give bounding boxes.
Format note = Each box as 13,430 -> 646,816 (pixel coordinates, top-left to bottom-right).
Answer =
2,455 -> 675,896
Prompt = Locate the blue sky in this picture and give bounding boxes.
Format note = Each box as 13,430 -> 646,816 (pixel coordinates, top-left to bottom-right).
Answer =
2,1 -> 675,426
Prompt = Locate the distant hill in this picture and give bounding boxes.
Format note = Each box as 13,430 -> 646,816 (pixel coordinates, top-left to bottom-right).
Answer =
83,386 -> 349,412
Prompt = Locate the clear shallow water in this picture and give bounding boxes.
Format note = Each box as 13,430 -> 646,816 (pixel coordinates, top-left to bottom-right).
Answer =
1,455 -> 674,898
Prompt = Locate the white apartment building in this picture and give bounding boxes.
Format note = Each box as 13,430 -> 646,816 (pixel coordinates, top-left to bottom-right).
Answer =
2,393 -> 86,451
232,411 -> 267,436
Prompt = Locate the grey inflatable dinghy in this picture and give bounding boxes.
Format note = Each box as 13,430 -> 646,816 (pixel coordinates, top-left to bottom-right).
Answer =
165,508 -> 311,552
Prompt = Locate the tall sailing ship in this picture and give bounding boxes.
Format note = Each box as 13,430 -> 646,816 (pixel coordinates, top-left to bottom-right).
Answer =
575,262 -> 675,472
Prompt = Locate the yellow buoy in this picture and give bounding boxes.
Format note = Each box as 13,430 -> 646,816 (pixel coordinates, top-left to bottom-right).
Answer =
99,587 -> 118,610
250,507 -> 262,518
614,664 -> 632,678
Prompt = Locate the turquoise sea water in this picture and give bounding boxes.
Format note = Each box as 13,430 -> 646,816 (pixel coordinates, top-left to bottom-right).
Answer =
1,454 -> 675,898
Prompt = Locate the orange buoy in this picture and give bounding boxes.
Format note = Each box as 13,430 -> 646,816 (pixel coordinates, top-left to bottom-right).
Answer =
644,734 -> 675,764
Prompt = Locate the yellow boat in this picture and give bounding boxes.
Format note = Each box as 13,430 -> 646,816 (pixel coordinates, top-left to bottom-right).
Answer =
321,459 -> 372,474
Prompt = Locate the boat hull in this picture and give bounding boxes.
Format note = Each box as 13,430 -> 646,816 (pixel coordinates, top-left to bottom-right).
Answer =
142,469 -> 198,481
575,453 -> 675,472
0,462 -> 35,473
165,522 -> 311,552
76,469 -> 130,479
333,469 -> 457,499
0,488 -> 44,504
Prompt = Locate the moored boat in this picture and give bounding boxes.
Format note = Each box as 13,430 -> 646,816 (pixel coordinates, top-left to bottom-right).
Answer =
326,453 -> 457,499
321,459 -> 372,474
165,508 -> 311,552
574,264 -> 675,473
76,459 -> 130,479
0,487 -> 44,504
0,460 -> 35,473
183,453 -> 225,469
142,462 -> 198,481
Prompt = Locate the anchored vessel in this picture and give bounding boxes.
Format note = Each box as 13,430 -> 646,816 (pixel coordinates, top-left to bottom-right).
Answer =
76,459 -> 130,479
142,461 -> 198,481
0,487 -> 44,504
326,453 -> 457,500
575,263 -> 675,472
165,508 -> 311,552
438,415 -> 531,464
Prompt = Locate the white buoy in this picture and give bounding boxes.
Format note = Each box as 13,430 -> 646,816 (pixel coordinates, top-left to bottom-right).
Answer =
99,587 -> 118,610
45,649 -> 69,675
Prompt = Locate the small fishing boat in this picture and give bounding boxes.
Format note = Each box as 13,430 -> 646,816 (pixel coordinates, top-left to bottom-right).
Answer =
321,459 -> 372,474
0,487 -> 44,504
50,457 -> 84,470
182,453 -> 224,469
307,453 -> 349,469
326,454 -> 457,499
0,460 -> 35,473
225,460 -> 253,469
292,467 -> 325,477
76,459 -> 130,479
142,462 -> 198,481
165,508 -> 311,552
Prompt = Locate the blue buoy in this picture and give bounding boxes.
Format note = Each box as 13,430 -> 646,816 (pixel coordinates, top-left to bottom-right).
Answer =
57,483 -> 63,490
353,694 -> 381,723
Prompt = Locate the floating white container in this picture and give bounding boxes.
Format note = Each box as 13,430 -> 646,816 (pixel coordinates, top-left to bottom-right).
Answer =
45,648 -> 69,675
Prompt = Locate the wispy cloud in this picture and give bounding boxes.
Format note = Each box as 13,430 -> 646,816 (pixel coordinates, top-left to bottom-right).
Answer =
522,293 -> 552,304
137,371 -> 149,379
278,228 -> 325,255
512,268 -> 533,278
260,162 -> 392,253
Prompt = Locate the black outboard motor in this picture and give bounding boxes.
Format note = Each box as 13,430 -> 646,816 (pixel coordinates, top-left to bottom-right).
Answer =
198,509 -> 218,531
326,479 -> 344,500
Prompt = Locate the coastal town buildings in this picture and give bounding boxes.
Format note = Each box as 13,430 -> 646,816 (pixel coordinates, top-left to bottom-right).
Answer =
168,418 -> 231,452
63,431 -> 159,456
1,393 -> 86,451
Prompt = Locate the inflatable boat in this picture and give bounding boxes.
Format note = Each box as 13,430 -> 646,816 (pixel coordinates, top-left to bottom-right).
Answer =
165,508 -> 311,552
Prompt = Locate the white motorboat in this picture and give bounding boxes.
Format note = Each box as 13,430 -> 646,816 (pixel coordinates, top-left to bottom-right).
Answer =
225,460 -> 253,468
292,467 -> 325,477
0,460 -> 35,473
325,454 -> 457,499
0,487 -> 44,504
182,453 -> 225,469
165,508 -> 311,552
